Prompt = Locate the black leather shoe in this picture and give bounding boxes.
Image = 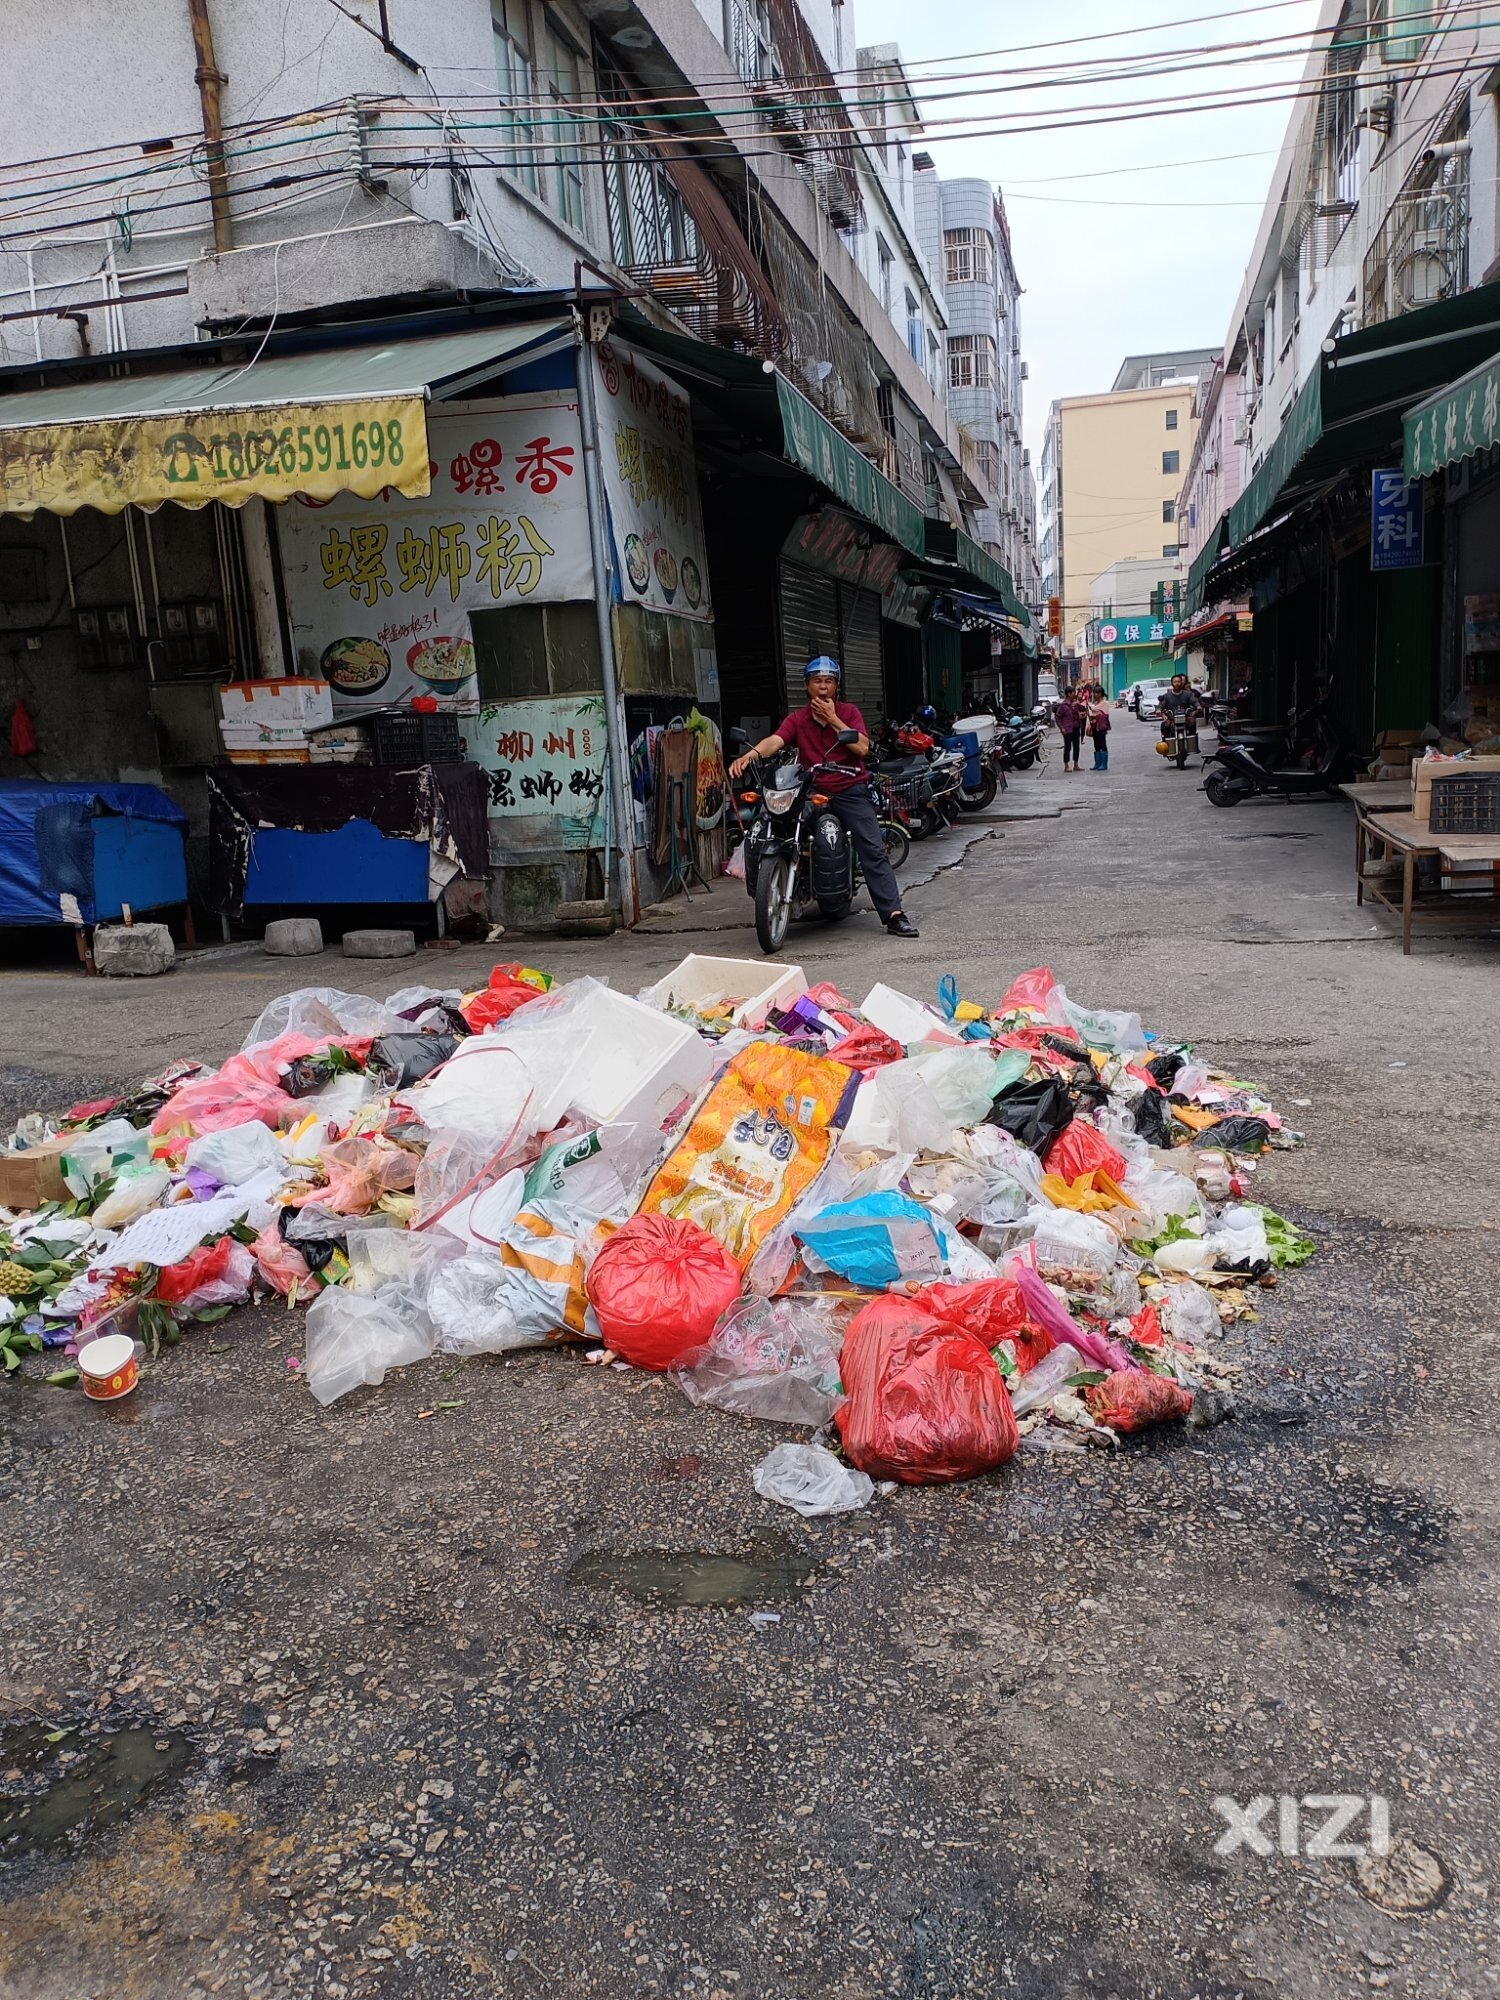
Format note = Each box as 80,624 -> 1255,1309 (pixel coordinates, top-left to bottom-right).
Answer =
886,912 -> 919,939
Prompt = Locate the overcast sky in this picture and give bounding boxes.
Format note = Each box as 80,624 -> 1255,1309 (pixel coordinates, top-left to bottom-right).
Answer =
851,0 -> 1325,456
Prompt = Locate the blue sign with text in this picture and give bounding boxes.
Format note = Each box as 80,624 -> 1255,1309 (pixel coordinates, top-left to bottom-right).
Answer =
1371,468 -> 1424,571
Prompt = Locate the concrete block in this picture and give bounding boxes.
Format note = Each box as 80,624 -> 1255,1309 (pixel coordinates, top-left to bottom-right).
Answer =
343,928 -> 417,959
263,918 -> 324,957
94,922 -> 175,977
555,899 -> 615,936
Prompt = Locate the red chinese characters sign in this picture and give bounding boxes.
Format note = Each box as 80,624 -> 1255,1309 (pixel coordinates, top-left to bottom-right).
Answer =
276,394 -> 592,713
593,342 -> 713,625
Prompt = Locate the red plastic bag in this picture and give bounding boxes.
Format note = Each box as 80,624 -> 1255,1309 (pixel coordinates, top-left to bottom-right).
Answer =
835,1296 -> 1018,1485
460,965 -> 551,1033
153,1237 -> 256,1310
826,1024 -> 904,1073
919,1276 -> 1028,1345
995,967 -> 1057,1017
586,1212 -> 743,1371
1127,1302 -> 1164,1349
1084,1369 -> 1194,1434
1043,1119 -> 1126,1184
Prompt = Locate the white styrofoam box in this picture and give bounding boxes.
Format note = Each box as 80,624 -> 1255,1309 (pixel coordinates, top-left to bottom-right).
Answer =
859,981 -> 963,1048
952,714 -> 999,747
644,953 -> 807,1030
219,679 -> 334,729
560,984 -> 713,1132
220,721 -> 310,747
415,1025 -> 595,1139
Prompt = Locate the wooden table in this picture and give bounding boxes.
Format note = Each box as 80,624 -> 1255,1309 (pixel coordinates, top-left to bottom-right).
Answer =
1339,779 -> 1414,812
1357,809 -> 1500,952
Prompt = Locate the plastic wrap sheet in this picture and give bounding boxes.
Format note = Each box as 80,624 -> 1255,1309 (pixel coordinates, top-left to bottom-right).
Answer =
206,763 -> 489,916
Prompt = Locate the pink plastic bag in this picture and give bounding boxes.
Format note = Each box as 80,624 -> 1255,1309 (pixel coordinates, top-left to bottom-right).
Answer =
252,1222 -> 311,1297
1012,1263 -> 1135,1374
306,1137 -> 418,1216
995,966 -> 1058,1017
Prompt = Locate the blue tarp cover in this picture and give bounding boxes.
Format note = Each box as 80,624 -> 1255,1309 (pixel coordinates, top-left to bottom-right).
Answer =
0,780 -> 185,924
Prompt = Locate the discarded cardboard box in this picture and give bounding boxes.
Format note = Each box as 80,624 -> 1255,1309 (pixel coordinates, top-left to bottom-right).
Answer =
0,1136 -> 70,1211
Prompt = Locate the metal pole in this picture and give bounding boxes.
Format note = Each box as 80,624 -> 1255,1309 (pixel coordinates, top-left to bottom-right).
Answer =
574,310 -> 638,926
187,0 -> 233,254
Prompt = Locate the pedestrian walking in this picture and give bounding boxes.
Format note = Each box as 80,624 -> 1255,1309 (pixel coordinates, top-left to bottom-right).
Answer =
1088,695 -> 1111,770
1054,691 -> 1083,772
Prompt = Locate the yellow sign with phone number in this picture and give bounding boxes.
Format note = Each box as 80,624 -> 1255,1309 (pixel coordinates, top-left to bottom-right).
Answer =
0,395 -> 431,517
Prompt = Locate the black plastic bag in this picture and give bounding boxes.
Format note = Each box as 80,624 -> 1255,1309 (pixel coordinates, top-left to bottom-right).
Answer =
987,1077 -> 1073,1152
1146,1052 -> 1185,1090
277,1202 -> 346,1274
284,1051 -> 357,1098
1133,1090 -> 1175,1148
1193,1115 -> 1271,1153
367,1033 -> 459,1089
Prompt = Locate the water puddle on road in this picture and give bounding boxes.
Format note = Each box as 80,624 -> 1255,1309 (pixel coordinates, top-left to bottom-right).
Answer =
0,1723 -> 195,1862
569,1534 -> 816,1606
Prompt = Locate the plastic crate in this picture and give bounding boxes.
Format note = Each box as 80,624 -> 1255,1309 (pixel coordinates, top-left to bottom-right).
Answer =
1428,771 -> 1500,835
370,711 -> 465,766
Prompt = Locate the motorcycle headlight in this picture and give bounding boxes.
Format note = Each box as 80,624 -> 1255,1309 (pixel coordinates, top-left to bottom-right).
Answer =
764,788 -> 797,814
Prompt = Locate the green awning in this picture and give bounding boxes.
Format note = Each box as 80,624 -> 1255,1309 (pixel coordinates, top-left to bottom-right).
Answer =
919,519 -> 1028,623
1185,512 -> 1229,614
775,377 -> 925,555
616,314 -> 928,558
1223,279 -> 1500,556
1405,348 -> 1500,475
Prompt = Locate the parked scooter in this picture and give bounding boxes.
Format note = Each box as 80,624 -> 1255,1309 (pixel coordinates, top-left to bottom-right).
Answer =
998,712 -> 1045,771
877,720 -> 965,837
1202,723 -> 1355,806
740,731 -> 879,952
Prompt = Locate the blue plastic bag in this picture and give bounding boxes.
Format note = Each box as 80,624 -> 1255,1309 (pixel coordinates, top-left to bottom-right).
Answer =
795,1191 -> 944,1287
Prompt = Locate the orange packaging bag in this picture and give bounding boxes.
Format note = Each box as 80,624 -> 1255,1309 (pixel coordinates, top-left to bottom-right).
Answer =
638,1043 -> 855,1268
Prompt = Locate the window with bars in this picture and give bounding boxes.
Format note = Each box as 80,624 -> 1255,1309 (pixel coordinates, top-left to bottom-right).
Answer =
974,438 -> 1000,492
943,227 -> 994,288
948,334 -> 995,391
729,0 -> 774,84
492,0 -> 540,198
1325,35 -> 1361,217
600,60 -> 698,270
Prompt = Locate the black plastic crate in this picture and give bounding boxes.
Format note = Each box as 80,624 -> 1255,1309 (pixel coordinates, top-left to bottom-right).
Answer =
370,711 -> 465,766
1428,771 -> 1500,835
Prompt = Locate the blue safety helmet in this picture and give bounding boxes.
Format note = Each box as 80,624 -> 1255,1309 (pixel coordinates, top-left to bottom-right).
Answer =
803,655 -> 842,682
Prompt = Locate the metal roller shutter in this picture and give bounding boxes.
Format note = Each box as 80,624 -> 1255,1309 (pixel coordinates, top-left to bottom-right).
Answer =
779,561 -> 839,715
838,586 -> 884,728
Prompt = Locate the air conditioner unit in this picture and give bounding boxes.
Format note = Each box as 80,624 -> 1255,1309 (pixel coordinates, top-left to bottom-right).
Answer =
1233,420 -> 1250,444
1358,71 -> 1396,137
1020,361 -> 1029,379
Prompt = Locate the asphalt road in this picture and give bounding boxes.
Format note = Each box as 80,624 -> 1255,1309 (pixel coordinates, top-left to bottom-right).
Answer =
2,719 -> 1496,2000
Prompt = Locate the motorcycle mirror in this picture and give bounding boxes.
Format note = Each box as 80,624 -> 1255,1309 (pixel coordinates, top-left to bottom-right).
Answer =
834,727 -> 859,745
728,726 -> 750,747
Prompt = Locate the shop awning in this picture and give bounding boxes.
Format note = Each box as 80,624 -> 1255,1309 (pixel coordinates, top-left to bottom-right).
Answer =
1222,280 -> 1500,557
1404,346 -> 1500,476
1184,512 -> 1229,615
0,317 -> 571,518
918,519 -> 1030,625
1171,609 -> 1236,650
616,316 -> 927,558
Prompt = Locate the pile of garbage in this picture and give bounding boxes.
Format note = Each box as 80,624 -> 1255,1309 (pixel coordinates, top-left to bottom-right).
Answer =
0,955 -> 1313,1507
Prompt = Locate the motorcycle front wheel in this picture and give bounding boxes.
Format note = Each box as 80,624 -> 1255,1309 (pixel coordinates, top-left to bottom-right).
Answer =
1204,770 -> 1245,807
882,820 -> 911,870
755,854 -> 796,952
1175,742 -> 1188,769
958,767 -> 998,812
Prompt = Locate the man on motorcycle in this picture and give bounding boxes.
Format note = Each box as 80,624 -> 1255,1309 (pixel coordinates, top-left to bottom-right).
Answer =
728,656 -> 919,938
1158,672 -> 1198,733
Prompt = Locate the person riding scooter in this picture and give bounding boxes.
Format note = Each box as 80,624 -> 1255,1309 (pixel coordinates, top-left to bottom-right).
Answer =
1158,672 -> 1199,735
728,656 -> 919,938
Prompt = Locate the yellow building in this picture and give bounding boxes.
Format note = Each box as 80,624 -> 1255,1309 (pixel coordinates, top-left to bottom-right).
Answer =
1039,350 -> 1216,655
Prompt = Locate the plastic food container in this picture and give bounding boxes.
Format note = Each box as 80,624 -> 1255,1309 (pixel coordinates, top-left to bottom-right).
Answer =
562,986 -> 714,1132
1154,1238 -> 1216,1276
644,954 -> 807,1031
77,1331 -> 143,1402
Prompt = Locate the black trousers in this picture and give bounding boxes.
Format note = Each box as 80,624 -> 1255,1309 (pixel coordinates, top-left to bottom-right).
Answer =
827,785 -> 901,923
1061,728 -> 1083,765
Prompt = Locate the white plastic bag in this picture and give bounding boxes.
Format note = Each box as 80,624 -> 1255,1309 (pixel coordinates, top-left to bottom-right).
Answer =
1009,1341 -> 1089,1417
243,986 -> 401,1053
752,1443 -> 875,1517
92,1165 -> 171,1229
426,1252 -> 526,1356
303,1288 -> 435,1406
905,1044 -> 1003,1126
1156,1279 -> 1221,1342
61,1119 -> 148,1197
872,1061 -> 953,1153
1045,984 -> 1149,1055
672,1296 -> 846,1427
185,1120 -> 289,1189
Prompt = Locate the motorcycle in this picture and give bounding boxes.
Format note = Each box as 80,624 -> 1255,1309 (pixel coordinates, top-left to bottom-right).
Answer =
998,712 -> 1044,772
1201,723 -> 1354,807
1159,710 -> 1201,769
745,732 -> 889,953
877,721 -> 964,837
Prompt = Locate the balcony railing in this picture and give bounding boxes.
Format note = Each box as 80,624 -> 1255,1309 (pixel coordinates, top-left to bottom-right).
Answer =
1363,163 -> 1470,328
